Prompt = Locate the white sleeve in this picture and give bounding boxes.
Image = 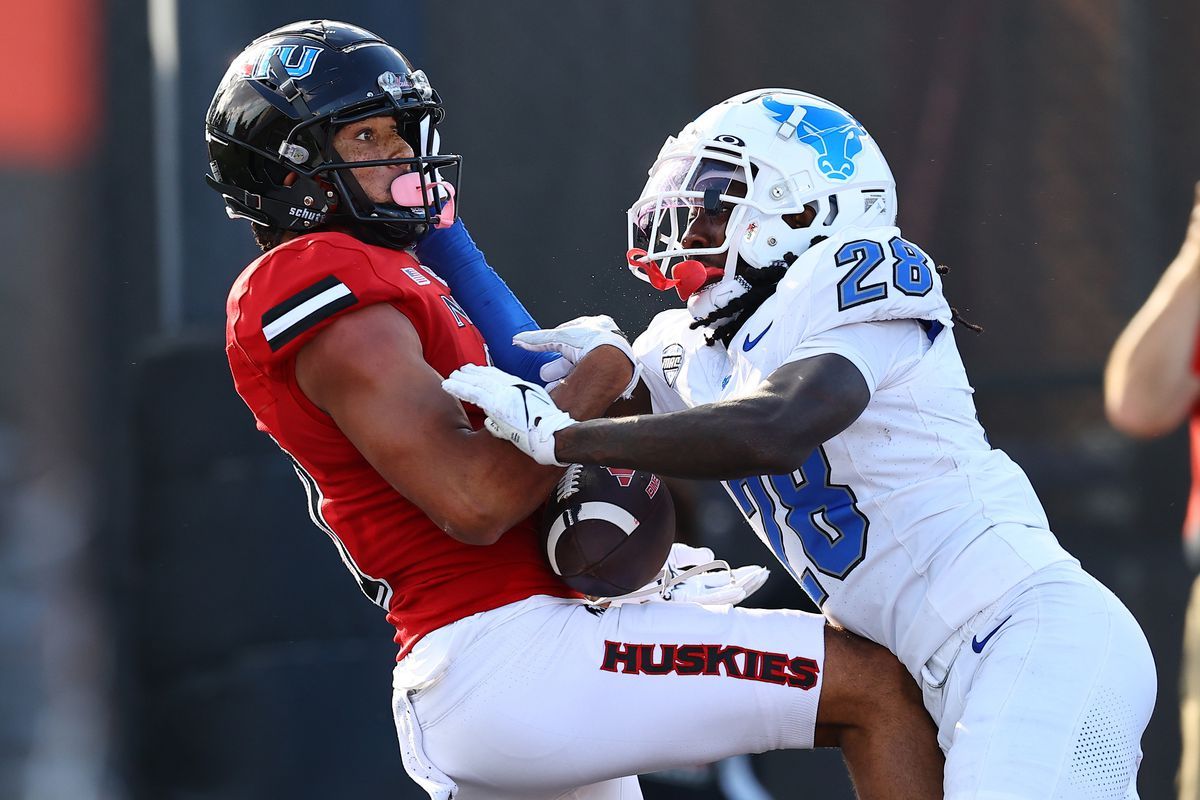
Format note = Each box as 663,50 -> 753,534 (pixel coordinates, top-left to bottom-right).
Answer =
781,318 -> 930,395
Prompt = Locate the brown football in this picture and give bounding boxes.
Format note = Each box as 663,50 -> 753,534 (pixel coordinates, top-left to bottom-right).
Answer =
541,465 -> 676,596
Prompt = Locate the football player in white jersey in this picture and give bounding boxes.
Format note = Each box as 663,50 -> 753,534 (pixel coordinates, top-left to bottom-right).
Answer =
443,89 -> 1158,799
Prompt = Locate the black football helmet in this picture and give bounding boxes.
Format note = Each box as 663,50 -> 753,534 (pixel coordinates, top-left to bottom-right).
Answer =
205,20 -> 460,247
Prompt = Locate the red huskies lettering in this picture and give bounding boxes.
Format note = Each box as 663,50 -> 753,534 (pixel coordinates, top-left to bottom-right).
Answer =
600,640 -> 820,690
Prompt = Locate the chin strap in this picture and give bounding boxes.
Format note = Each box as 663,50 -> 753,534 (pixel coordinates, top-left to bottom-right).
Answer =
205,173 -> 331,231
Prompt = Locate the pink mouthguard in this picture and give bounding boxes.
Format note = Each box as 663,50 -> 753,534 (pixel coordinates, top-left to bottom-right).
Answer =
390,173 -> 456,228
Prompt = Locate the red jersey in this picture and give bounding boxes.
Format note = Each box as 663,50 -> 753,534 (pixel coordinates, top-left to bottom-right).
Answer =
1188,328 -> 1200,545
225,232 -> 576,658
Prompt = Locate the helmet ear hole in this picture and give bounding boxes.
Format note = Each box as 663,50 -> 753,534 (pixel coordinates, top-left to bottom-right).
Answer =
783,201 -> 820,230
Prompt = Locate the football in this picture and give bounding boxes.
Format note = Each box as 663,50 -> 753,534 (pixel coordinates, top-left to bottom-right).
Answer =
542,464 -> 676,597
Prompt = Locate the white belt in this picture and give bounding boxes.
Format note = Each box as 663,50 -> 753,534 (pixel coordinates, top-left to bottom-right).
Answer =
920,631 -> 963,690
920,594 -> 1007,689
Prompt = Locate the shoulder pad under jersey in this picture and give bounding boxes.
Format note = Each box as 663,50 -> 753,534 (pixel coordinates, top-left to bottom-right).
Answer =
632,309 -> 700,411
227,232 -> 434,375
773,226 -> 952,344
632,309 -> 696,365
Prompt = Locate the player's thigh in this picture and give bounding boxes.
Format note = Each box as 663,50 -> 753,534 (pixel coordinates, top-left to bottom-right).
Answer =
813,623 -> 924,738
412,599 -> 826,798
942,567 -> 1155,800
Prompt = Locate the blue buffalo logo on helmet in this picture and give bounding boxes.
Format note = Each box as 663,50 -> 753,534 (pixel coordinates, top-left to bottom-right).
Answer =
240,44 -> 322,81
761,96 -> 866,182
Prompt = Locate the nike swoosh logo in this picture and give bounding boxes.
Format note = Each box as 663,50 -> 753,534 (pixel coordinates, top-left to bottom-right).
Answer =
971,615 -> 1012,653
742,322 -> 773,352
515,385 -> 536,427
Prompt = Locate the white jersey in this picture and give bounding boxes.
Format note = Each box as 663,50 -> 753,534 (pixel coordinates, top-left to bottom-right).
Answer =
633,225 -> 1075,676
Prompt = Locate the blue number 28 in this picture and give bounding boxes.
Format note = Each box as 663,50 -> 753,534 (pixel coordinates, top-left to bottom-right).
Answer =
726,447 -> 869,607
836,236 -> 933,310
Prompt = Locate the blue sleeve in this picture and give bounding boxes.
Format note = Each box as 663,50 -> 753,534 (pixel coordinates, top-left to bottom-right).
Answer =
414,220 -> 557,384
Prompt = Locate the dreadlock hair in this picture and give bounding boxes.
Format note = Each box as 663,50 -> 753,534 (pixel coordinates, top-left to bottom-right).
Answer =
690,257 -> 793,347
251,223 -> 288,252
935,263 -> 984,333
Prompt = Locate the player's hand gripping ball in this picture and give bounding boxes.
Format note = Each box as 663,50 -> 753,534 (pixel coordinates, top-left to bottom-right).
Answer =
542,464 -> 675,597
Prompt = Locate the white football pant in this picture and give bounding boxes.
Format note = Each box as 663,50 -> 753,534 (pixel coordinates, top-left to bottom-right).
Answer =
392,595 -> 827,800
921,561 -> 1156,799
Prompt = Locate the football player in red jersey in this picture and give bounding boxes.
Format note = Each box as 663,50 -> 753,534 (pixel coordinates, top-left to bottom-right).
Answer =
206,20 -> 943,800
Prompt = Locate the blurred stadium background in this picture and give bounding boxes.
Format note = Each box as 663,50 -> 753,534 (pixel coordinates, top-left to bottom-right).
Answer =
3,0 -> 1199,797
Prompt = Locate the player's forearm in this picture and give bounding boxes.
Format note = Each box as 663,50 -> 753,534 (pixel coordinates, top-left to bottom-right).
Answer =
550,354 -> 868,480
554,395 -> 809,480
552,353 -> 866,480
1104,252 -> 1200,437
549,345 -> 635,420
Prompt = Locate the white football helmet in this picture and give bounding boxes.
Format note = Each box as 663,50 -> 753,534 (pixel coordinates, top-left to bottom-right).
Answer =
627,89 -> 896,320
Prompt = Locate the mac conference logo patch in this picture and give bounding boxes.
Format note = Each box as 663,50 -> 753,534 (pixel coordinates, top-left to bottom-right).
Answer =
662,343 -> 684,388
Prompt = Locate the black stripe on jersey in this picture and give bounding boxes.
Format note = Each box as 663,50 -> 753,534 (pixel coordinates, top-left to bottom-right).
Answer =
278,446 -> 393,610
262,275 -> 343,326
262,275 -> 359,352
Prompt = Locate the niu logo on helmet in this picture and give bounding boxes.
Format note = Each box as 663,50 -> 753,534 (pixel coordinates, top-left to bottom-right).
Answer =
240,45 -> 322,81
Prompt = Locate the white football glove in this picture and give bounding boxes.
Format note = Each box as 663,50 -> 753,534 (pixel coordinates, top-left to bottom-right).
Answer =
518,315 -> 641,397
442,364 -> 575,466
601,543 -> 771,608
